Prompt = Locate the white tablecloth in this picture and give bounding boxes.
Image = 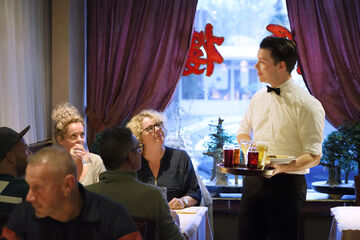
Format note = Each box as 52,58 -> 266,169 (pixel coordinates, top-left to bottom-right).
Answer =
176,206 -> 213,240
328,206 -> 360,240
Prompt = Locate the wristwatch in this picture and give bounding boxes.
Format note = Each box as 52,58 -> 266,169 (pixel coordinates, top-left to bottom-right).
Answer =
182,197 -> 189,208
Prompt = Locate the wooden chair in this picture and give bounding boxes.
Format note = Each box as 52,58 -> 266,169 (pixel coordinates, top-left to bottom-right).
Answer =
132,216 -> 156,240
195,169 -> 213,235
28,139 -> 52,153
355,175 -> 360,206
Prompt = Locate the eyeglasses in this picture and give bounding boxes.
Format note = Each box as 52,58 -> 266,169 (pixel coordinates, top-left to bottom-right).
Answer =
141,122 -> 163,133
132,144 -> 143,153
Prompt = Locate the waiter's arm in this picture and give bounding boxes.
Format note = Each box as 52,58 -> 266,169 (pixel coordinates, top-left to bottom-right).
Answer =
271,153 -> 321,175
237,134 -> 252,143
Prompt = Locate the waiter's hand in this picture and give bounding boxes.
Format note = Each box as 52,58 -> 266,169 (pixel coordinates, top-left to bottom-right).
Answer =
268,161 -> 294,177
268,153 -> 321,177
168,198 -> 185,210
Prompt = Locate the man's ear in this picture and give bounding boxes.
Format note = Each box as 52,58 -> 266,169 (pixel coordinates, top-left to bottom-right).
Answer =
128,151 -> 134,163
4,151 -> 16,164
278,61 -> 287,72
127,151 -> 137,169
63,174 -> 76,197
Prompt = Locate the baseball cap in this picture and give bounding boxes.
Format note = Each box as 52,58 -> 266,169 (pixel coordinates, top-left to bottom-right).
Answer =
0,125 -> 30,160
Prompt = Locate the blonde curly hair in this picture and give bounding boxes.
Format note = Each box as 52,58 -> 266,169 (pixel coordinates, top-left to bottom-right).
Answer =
52,103 -> 84,139
126,109 -> 167,143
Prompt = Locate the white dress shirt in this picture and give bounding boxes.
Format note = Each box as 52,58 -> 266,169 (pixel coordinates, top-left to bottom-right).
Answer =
237,78 -> 325,174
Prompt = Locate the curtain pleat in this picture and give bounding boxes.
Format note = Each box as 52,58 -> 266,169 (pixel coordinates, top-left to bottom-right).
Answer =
86,0 -> 198,144
286,0 -> 360,127
0,0 -> 51,143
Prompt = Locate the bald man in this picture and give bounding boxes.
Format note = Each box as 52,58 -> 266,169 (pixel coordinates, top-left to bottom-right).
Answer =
1,147 -> 142,240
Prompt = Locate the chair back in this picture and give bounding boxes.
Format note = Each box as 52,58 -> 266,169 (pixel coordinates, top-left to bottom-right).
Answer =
355,175 -> 360,206
132,216 -> 156,240
28,140 -> 52,153
195,169 -> 214,235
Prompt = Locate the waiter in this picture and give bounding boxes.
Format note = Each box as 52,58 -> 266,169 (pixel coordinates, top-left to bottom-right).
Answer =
237,36 -> 325,240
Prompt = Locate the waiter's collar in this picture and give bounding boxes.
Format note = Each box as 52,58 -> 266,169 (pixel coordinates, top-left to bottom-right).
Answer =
274,77 -> 294,91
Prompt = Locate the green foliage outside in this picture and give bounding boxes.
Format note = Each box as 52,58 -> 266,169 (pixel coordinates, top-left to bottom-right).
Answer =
321,121 -> 360,183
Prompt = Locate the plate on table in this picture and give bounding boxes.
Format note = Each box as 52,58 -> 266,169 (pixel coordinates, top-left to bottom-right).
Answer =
268,155 -> 295,164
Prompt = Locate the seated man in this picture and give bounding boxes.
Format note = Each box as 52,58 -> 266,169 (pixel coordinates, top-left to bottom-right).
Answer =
1,147 -> 142,240
0,126 -> 31,215
87,127 -> 183,240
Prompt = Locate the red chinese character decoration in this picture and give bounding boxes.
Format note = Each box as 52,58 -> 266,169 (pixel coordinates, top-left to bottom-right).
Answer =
183,23 -> 224,77
266,24 -> 301,75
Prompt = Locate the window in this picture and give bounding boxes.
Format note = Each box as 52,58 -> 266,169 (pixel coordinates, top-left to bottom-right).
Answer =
165,0 -> 338,188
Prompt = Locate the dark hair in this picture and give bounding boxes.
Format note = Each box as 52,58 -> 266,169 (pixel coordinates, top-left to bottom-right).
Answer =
260,36 -> 298,73
100,127 -> 135,170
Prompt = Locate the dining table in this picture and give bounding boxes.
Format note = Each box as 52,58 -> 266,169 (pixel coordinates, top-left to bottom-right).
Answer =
328,206 -> 360,240
175,206 -> 213,240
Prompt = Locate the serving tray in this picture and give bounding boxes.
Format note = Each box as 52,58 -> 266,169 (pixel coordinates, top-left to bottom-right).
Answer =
217,163 -> 274,177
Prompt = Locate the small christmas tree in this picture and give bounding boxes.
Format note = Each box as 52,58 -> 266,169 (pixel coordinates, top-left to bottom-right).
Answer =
203,117 -> 234,183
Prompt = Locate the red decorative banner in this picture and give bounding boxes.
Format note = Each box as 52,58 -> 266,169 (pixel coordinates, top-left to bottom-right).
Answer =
266,24 -> 301,75
183,23 -> 224,77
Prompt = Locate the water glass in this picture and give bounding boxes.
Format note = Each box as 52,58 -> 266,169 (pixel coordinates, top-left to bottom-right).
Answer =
75,142 -> 92,165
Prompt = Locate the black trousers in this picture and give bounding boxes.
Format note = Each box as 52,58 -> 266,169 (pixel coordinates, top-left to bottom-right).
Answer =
238,174 -> 307,240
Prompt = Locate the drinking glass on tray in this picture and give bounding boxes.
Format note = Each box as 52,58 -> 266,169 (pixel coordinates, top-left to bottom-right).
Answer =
247,146 -> 259,169
255,141 -> 269,170
223,144 -> 234,168
240,140 -> 252,166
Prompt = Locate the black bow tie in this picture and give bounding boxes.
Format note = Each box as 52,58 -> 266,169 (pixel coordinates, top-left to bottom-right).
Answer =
267,86 -> 281,96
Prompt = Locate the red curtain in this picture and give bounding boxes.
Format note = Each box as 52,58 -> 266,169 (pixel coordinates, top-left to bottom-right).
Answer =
286,0 -> 360,127
86,0 -> 198,144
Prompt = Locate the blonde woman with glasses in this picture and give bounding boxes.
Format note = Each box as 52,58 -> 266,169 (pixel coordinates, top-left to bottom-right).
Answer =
127,109 -> 201,210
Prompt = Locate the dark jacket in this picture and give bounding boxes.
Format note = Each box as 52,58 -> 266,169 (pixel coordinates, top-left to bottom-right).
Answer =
0,174 -> 28,215
0,184 -> 141,240
137,147 -> 201,204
